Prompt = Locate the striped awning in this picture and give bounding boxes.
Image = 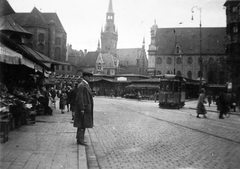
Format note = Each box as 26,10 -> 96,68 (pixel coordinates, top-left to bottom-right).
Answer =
0,42 -> 36,69
0,43 -> 22,64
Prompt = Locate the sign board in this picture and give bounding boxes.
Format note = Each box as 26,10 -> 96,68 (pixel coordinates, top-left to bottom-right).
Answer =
227,82 -> 232,91
117,77 -> 127,81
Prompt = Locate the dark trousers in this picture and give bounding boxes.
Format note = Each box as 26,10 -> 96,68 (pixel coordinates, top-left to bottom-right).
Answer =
219,110 -> 224,118
76,128 -> 85,141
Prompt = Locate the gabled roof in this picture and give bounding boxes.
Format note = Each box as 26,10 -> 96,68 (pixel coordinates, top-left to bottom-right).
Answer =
155,27 -> 227,55
107,0 -> 114,13
42,13 -> 66,33
224,0 -> 240,6
12,7 -> 66,33
0,14 -> 32,36
101,53 -> 116,68
0,0 -> 15,16
25,7 -> 46,28
80,51 -> 99,67
117,48 -> 141,65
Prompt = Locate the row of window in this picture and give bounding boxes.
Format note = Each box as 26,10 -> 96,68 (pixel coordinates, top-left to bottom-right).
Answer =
38,33 -> 62,45
155,70 -> 203,79
55,65 -> 71,71
156,57 -> 219,65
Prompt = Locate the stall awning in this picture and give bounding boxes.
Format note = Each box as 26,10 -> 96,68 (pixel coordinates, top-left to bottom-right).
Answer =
0,42 -> 35,69
126,84 -> 159,89
0,43 -> 22,64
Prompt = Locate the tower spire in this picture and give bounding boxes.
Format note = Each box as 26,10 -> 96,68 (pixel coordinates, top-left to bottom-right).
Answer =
142,37 -> 145,49
107,0 -> 113,13
97,39 -> 101,51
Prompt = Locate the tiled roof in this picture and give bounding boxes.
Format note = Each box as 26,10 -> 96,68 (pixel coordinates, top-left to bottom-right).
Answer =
117,48 -> 141,65
12,7 -> 66,33
0,0 -> 15,16
224,0 -> 240,6
155,27 -> 227,55
101,53 -> 116,68
80,51 -> 99,67
0,14 -> 32,36
25,7 -> 46,27
42,13 -> 66,33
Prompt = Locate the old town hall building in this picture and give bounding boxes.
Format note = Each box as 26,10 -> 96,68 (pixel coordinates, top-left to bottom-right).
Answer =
148,21 -> 228,84
80,0 -> 148,76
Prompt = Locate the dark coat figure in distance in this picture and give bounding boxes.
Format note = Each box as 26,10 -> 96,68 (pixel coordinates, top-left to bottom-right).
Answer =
74,72 -> 94,145
218,91 -> 229,119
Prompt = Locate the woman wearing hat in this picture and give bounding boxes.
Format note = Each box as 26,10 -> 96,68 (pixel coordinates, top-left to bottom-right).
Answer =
196,88 -> 207,118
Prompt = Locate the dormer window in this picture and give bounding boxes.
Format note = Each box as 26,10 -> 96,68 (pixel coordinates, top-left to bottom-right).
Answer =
176,47 -> 180,53
98,63 -> 102,71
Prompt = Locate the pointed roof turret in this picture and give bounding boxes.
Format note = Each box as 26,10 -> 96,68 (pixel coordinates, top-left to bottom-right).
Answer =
0,0 -> 15,16
107,0 -> 114,13
142,37 -> 145,49
97,39 -> 101,51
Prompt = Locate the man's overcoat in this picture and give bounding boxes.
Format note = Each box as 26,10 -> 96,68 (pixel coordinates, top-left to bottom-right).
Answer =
73,79 -> 93,128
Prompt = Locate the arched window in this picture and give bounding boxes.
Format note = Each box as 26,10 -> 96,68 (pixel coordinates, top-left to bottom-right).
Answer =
167,70 -> 173,74
97,63 -> 101,71
38,33 -> 44,43
219,71 -> 225,84
198,57 -> 203,65
167,57 -> 172,64
198,71 -> 203,78
55,47 -> 61,60
176,57 -> 182,64
55,37 -> 61,45
176,47 -> 180,53
187,57 -> 193,64
187,71 -> 192,79
176,71 -> 182,77
208,71 -> 214,84
209,57 -> 214,64
157,57 -> 162,64
38,43 -> 44,54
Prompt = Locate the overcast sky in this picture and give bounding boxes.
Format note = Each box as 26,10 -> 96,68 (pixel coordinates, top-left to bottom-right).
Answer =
8,0 -> 227,52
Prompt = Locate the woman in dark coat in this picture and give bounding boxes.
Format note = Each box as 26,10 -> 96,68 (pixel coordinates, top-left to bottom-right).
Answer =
218,91 -> 229,119
74,72 -> 94,145
59,89 -> 67,114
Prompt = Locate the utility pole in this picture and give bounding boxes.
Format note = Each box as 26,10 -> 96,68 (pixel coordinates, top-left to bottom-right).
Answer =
192,6 -> 203,89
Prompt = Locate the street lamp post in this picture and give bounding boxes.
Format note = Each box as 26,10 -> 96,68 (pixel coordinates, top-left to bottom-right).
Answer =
192,6 -> 203,89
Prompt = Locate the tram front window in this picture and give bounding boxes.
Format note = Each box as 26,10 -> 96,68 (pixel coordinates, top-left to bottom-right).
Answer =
160,82 -> 179,92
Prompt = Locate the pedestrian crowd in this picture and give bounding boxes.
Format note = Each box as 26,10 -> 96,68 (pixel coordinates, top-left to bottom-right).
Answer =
196,88 -> 238,119
38,72 -> 94,146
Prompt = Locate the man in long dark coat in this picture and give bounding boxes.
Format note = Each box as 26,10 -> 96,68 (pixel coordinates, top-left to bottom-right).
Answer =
74,72 -> 94,145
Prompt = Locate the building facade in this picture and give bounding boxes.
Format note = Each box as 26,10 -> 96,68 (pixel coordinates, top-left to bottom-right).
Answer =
148,22 -> 228,84
224,0 -> 240,92
101,0 -> 118,56
117,39 -> 148,75
13,7 -> 67,62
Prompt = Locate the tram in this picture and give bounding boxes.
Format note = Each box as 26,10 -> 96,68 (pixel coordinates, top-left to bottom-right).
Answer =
158,74 -> 186,109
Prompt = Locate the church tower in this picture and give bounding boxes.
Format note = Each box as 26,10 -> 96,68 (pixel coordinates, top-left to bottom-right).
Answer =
101,0 -> 118,56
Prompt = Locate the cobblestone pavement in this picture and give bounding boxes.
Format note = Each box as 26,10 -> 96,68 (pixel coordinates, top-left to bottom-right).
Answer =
87,97 -> 240,169
0,99 -> 87,169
